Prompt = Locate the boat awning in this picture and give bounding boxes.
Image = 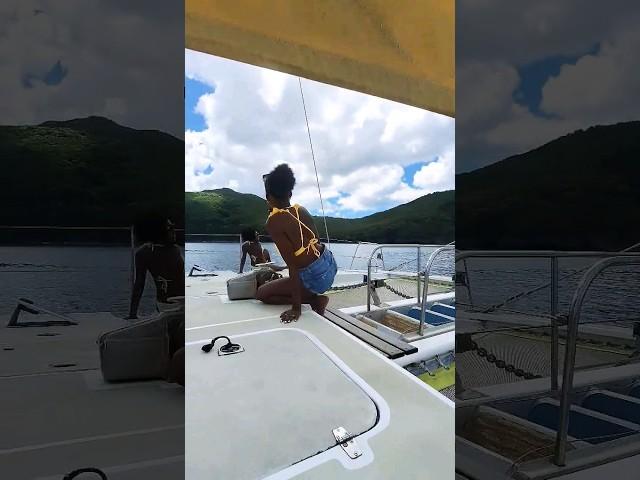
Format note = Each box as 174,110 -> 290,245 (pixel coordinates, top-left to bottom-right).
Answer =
186,0 -> 454,117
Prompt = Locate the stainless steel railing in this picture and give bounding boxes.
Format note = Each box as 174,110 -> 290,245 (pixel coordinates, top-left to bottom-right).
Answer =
366,243 -> 454,312
553,254 -> 640,466
349,241 -> 379,269
455,250 -> 640,392
419,245 -> 456,335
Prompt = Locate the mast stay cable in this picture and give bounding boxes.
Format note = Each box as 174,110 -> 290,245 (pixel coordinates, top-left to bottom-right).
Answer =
298,77 -> 331,249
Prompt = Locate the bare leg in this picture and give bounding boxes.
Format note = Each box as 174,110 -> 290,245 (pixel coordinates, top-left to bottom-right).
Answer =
168,347 -> 185,386
256,277 -> 329,315
309,295 -> 329,315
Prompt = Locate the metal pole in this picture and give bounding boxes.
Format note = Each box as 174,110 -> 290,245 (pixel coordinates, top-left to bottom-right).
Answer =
417,246 -> 421,300
419,245 -> 454,336
362,244 -> 453,313
554,283 -> 585,465
350,242 -> 360,270
462,258 -> 474,307
129,225 -> 135,292
554,255 -> 640,465
367,247 -> 378,312
551,256 -> 559,394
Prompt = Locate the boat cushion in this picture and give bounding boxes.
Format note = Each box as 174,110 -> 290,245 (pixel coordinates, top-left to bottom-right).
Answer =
98,311 -> 182,382
226,271 -> 258,300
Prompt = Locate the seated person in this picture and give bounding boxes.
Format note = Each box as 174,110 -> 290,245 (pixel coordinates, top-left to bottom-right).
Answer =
239,227 -> 271,273
128,215 -> 185,319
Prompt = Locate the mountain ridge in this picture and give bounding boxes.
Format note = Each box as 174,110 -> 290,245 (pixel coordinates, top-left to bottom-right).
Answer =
185,189 -> 454,244
456,121 -> 640,250
0,116 -> 184,232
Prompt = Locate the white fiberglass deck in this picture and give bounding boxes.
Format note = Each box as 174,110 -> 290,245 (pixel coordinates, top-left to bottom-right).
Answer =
0,312 -> 184,480
187,329 -> 379,479
186,272 -> 454,479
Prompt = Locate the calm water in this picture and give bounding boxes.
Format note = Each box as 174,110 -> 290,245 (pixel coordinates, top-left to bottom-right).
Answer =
460,257 -> 640,325
185,242 -> 455,276
0,246 -> 162,316
1,245 -> 637,326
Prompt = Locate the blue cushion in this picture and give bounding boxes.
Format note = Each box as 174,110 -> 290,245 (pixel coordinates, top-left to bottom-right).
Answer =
583,392 -> 640,425
527,401 -> 633,444
407,307 -> 454,325
431,303 -> 455,317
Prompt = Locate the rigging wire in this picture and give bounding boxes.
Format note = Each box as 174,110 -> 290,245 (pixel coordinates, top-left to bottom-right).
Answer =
298,77 -> 331,249
469,238 -> 640,314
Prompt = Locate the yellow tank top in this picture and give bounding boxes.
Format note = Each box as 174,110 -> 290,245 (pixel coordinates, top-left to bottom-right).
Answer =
267,204 -> 321,257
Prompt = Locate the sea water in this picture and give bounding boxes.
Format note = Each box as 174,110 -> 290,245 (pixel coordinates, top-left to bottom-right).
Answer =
1,244 -> 636,326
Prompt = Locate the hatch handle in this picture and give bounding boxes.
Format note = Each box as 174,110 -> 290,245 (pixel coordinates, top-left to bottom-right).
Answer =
332,427 -> 363,459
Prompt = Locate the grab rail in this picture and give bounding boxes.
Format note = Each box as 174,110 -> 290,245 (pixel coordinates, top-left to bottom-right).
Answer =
553,254 -> 640,466
349,241 -> 379,269
419,245 -> 455,335
455,250 -> 640,392
366,244 -> 453,312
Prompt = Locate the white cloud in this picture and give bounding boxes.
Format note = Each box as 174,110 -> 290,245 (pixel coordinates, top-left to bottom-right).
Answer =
258,69 -> 288,109
185,49 -> 455,217
0,1 -> 183,137
456,1 -> 640,171
413,148 -> 455,189
541,27 -> 640,125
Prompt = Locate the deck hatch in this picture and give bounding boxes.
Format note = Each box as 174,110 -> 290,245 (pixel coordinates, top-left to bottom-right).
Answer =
186,329 -> 378,479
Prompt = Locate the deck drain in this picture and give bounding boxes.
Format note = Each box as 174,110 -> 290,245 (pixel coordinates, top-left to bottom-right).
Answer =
37,332 -> 61,336
50,363 -> 77,368
3,347 -> 15,351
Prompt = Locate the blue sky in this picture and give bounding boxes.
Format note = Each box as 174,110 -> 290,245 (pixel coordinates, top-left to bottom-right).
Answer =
185,50 -> 455,218
22,59 -> 69,89
185,77 -> 212,131
513,43 -> 601,118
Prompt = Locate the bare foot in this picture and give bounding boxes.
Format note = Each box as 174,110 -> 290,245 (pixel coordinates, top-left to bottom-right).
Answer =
310,295 -> 329,315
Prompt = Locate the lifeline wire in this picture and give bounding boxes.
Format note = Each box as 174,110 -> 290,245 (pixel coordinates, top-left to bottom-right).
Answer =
298,77 -> 330,249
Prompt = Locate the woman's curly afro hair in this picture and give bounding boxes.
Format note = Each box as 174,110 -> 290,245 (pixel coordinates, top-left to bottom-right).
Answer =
264,163 -> 296,200
241,227 -> 258,242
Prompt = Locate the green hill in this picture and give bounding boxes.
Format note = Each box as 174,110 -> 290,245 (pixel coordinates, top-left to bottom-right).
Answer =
185,188 -> 270,235
186,189 -> 454,244
456,121 -> 640,250
0,116 -> 184,233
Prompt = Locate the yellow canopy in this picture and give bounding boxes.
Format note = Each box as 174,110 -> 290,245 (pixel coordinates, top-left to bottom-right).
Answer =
186,0 -> 454,117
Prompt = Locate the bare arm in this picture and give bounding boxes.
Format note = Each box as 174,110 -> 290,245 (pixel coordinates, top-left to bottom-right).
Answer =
267,225 -> 302,315
239,243 -> 248,273
128,249 -> 148,319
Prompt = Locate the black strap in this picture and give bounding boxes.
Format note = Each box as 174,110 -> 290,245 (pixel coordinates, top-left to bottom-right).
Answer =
202,336 -> 242,354
63,467 -> 107,479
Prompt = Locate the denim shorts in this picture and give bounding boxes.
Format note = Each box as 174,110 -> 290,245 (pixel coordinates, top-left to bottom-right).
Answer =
299,248 -> 337,294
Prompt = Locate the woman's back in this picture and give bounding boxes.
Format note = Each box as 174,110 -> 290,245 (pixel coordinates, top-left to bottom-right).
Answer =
243,240 -> 267,265
267,204 -> 323,269
140,243 -> 185,300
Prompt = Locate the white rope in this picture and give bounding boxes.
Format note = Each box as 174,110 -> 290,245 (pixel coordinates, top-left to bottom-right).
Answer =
298,77 -> 330,249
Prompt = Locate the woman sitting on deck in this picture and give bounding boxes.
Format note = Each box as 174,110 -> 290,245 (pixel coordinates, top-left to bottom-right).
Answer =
238,227 -> 271,273
256,164 -> 337,322
128,215 -> 185,319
